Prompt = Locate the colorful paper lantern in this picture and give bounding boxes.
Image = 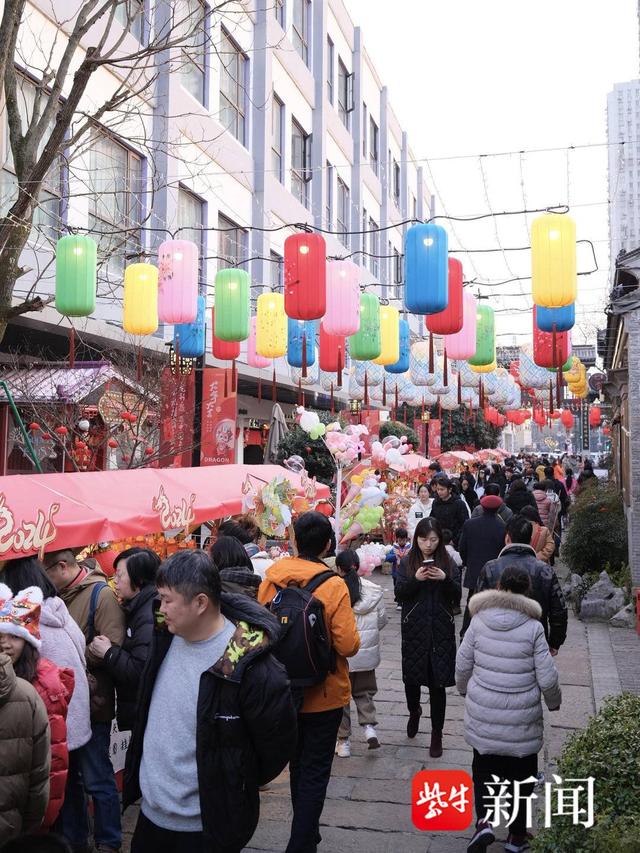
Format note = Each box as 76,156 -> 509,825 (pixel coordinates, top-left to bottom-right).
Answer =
256,293 -> 287,358
214,268 -> 250,341
173,294 -> 206,358
471,360 -> 497,374
410,342 -> 437,386
157,239 -> 198,323
468,305 -> 495,367
247,316 -> 270,368
404,223 -> 448,314
445,291 -> 477,360
533,307 -> 571,368
531,213 -> 577,308
319,323 -> 346,373
535,302 -> 575,333
284,232 -> 327,320
324,260 -> 360,336
427,258 -> 463,335
55,235 -> 97,317
373,306 -> 400,366
211,307 -> 241,360
349,293 -> 381,361
123,263 -> 158,335
287,319 -> 317,368
589,406 -> 602,428
560,410 -> 574,429
355,361 -> 384,387
385,318 -> 410,374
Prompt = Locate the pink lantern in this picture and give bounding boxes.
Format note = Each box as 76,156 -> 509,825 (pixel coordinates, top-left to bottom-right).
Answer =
323,260 -> 360,336
247,316 -> 270,368
445,292 -> 477,360
157,240 -> 198,324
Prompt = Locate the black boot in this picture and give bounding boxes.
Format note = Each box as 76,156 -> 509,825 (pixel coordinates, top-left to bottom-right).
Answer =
429,728 -> 443,757
407,706 -> 422,738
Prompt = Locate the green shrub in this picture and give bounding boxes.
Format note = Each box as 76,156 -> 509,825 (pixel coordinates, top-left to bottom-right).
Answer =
378,419 -> 420,451
561,482 -> 627,576
276,411 -> 337,485
532,693 -> 640,853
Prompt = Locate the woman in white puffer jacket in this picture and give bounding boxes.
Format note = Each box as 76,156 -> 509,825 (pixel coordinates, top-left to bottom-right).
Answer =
334,550 -> 387,757
456,565 -> 561,853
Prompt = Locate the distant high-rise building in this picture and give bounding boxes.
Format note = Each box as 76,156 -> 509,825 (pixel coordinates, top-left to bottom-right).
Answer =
607,80 -> 640,268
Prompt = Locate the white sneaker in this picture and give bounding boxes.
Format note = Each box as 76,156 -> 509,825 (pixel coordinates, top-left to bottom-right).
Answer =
363,725 -> 380,749
336,738 -> 351,757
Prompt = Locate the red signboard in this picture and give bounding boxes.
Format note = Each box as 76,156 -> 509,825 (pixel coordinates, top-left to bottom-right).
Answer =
428,419 -> 442,458
413,419 -> 427,456
160,367 -> 196,468
200,368 -> 237,466
361,410 -> 380,455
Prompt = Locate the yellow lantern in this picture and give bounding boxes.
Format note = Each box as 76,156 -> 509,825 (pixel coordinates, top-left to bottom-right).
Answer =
123,263 -> 158,335
531,213 -> 577,307
256,293 -> 287,358
470,360 -> 497,374
372,306 -> 400,366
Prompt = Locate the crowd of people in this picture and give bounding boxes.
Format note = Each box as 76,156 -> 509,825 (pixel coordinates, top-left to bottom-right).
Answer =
0,451 -> 596,853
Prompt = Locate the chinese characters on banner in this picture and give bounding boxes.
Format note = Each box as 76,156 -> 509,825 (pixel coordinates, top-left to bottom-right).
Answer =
200,368 -> 237,466
581,400 -> 590,451
413,419 -> 427,455
428,419 -> 442,458
160,367 -> 196,468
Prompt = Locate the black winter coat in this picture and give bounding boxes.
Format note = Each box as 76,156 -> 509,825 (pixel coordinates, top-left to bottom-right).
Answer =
103,585 -> 156,732
123,593 -> 297,852
429,496 -> 469,548
476,544 -> 568,650
458,513 -> 506,590
506,489 -> 538,516
396,556 -> 461,688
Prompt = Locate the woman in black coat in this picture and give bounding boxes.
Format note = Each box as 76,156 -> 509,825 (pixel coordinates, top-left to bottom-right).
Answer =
460,473 -> 479,513
505,477 -> 537,515
88,547 -> 159,732
396,517 -> 461,758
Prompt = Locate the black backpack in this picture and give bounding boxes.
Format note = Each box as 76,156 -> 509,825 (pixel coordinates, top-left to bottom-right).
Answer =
268,570 -> 336,692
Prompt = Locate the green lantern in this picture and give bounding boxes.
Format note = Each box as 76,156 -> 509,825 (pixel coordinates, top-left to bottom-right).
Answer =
214,268 -> 250,342
349,293 -> 381,361
55,235 -> 97,317
468,304 -> 495,367
547,355 -> 573,373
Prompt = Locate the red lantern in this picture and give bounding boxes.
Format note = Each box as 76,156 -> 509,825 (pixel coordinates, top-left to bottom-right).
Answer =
29,422 -> 41,432
560,410 -> 574,429
549,410 -> 561,420
603,425 -> 611,436
54,426 -> 68,436
589,405 -> 601,428
121,412 -> 131,422
315,500 -> 334,517
284,233 -> 327,320
42,432 -> 52,441
129,414 -> 138,424
533,408 -> 547,427
427,258 -> 464,335
144,447 -> 155,456
319,323 -> 345,377
108,438 -> 118,449
532,307 -> 571,368
211,307 -> 241,360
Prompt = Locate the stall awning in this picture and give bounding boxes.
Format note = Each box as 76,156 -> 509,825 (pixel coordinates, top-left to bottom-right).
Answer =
0,465 -> 329,560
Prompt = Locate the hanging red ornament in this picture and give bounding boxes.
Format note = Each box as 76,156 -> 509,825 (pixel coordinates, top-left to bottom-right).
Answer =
272,367 -> 277,403
69,326 -> 75,369
457,371 -> 462,406
145,447 -> 154,456
42,432 -> 51,441
364,371 -> 369,406
429,332 -> 434,373
443,349 -> 448,386
54,426 -> 68,436
224,369 -> 229,397
231,360 -> 237,393
108,438 -> 118,449
301,333 -> 308,378
29,423 -> 41,432
382,376 -> 387,407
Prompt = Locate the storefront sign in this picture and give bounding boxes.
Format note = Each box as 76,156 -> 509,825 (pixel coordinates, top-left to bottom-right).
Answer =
0,493 -> 59,555
581,400 -> 590,451
152,485 -> 196,530
428,419 -> 442,458
200,368 -> 237,466
98,389 -> 146,425
160,367 -> 196,468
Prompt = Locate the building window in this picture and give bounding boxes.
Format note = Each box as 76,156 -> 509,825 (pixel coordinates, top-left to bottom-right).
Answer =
337,59 -> 353,127
326,162 -> 333,229
326,37 -> 334,104
369,118 -> 379,175
291,119 -> 311,207
218,213 -> 246,270
181,0 -> 207,103
114,0 -> 144,41
337,177 -> 349,245
393,247 -> 403,284
274,0 -> 285,28
88,130 -> 142,277
292,0 -> 311,67
369,217 -> 379,277
220,29 -> 247,145
270,250 -> 283,289
362,104 -> 368,158
271,94 -> 284,181
178,187 -> 205,289
393,159 -> 401,204
412,193 -> 417,220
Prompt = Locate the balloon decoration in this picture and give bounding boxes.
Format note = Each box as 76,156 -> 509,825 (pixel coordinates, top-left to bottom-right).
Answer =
349,293 -> 381,361
55,235 -> 97,317
211,307 -> 241,360
284,233 -> 326,320
426,258 -> 463,335
468,305 -> 495,367
531,213 -> 576,308
123,263 -> 158,335
385,318 -> 410,374
256,293 -> 287,358
214,268 -> 250,341
324,260 -> 360,336
157,239 -> 199,323
372,305 -> 400,366
404,223 -> 448,314
287,319 -> 317,369
173,294 -> 206,358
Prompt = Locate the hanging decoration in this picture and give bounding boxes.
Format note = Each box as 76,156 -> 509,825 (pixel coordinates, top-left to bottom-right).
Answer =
173,294 -> 206,358
123,263 -> 158,335
372,305 -> 400,366
287,319 -> 317,369
445,291 -> 477,360
531,213 -> 577,308
404,223 -> 448,314
535,302 -> 575,333
247,316 -> 270,368
349,293 -> 381,361
256,293 -> 287,358
324,260 -> 360,336
426,258 -> 463,335
589,405 -> 602,428
158,239 -> 199,323
55,235 -> 97,317
385,318 -> 410,374
214,268 -> 250,341
468,304 -> 495,367
284,232 -> 327,320
319,323 -> 346,385
355,361 -> 384,387
532,307 -> 571,368
211,307 -> 241,360
410,341 -> 438,386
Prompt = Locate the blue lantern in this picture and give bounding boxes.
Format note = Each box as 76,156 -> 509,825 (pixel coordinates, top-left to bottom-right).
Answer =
404,223 -> 449,314
173,294 -> 206,358
535,302 -> 575,333
385,318 -> 410,374
287,318 -> 316,368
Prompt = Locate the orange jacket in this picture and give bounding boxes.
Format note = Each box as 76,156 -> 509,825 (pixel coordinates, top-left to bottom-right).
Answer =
258,557 -> 360,713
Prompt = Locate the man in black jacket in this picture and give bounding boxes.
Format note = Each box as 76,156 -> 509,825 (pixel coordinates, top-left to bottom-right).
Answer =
429,477 -> 469,548
458,497 -> 506,636
123,550 -> 296,853
475,515 -> 568,653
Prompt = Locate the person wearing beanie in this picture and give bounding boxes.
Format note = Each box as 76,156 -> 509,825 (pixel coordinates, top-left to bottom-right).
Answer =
470,483 -> 514,526
0,585 -> 74,831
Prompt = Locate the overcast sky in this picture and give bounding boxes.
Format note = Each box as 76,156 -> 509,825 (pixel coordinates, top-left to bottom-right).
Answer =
345,0 -> 639,345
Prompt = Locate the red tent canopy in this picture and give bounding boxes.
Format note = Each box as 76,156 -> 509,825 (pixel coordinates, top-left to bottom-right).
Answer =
0,465 -> 329,561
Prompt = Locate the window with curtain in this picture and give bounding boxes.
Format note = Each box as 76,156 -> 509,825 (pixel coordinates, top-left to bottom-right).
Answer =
292,0 -> 311,67
291,119 -> 311,208
219,29 -> 247,145
337,59 -> 350,127
271,95 -> 283,181
218,213 -> 247,270
337,178 -> 349,246
178,187 -> 205,288
181,0 -> 207,103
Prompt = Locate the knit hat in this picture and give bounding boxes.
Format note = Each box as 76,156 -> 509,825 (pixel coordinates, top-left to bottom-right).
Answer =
0,584 -> 43,649
480,495 -> 503,512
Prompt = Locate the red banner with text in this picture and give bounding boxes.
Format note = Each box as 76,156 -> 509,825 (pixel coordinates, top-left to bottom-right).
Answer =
413,419 -> 427,456
200,368 -> 237,466
160,367 -> 196,469
428,419 -> 442,459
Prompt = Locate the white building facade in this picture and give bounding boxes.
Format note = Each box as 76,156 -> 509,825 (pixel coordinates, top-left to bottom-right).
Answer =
607,80 -> 640,269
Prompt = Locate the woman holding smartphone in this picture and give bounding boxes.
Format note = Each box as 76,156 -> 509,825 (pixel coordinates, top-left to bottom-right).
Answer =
396,517 -> 461,757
